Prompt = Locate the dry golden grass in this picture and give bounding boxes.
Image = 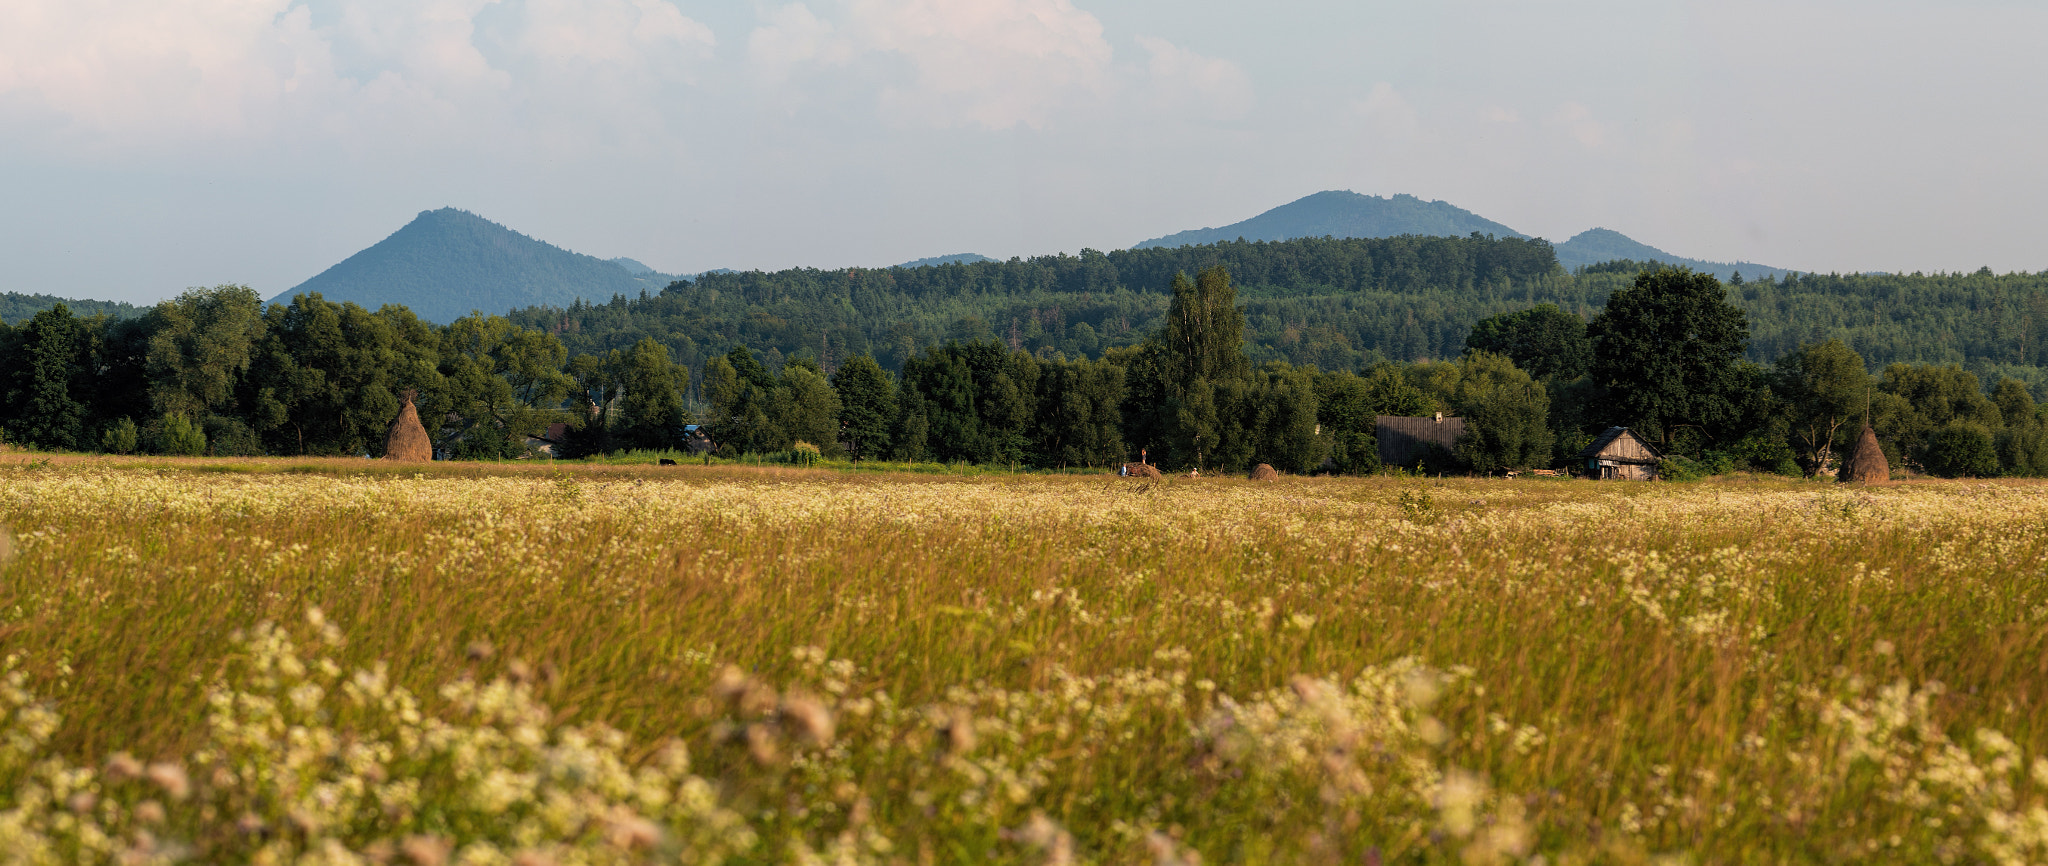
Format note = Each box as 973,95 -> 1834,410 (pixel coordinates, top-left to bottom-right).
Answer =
0,454 -> 2044,863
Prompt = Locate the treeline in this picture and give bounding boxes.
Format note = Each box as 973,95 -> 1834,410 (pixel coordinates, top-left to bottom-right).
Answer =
9,264 -> 2044,480
1,292 -> 146,325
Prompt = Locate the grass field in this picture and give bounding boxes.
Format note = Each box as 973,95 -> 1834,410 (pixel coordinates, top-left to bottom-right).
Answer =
1,455 -> 2045,864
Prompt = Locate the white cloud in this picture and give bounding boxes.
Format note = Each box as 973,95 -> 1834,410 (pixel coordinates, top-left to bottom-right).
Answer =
0,0 -> 714,154
1548,101 -> 1607,149
748,4 -> 846,82
500,0 -> 713,73
747,0 -> 1114,129
1135,35 -> 1251,119
1349,82 -> 1421,141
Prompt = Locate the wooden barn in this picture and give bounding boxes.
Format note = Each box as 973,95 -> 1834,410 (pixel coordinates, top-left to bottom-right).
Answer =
1376,413 -> 1465,469
1579,427 -> 1662,480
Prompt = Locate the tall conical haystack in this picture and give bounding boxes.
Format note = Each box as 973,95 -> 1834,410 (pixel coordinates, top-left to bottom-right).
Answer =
1840,425 -> 1888,483
384,390 -> 433,462
1250,463 -> 1279,480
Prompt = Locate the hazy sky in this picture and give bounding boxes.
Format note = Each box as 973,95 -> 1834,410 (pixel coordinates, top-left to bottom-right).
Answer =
4,0 -> 2045,304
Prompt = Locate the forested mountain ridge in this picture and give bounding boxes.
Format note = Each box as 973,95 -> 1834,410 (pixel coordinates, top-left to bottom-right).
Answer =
275,208 -> 676,324
506,236 -> 2048,400
1135,190 -> 1792,282
507,233 -> 1565,379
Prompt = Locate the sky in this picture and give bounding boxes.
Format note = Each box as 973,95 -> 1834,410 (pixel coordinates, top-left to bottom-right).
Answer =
3,0 -> 2046,305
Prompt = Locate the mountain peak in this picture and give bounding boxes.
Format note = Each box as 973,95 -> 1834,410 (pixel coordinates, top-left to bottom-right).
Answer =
275,209 -> 668,323
1134,190 -> 1526,249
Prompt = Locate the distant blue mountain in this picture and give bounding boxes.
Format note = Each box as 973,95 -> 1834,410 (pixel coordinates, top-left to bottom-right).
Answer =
1135,191 -> 1525,249
1552,228 -> 1791,282
275,209 -> 677,323
896,253 -> 996,268
1135,190 -> 1794,282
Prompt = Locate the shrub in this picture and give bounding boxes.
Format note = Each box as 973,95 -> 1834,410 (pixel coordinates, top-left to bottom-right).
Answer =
99,417 -> 139,455
1920,420 -> 1999,478
153,413 -> 206,456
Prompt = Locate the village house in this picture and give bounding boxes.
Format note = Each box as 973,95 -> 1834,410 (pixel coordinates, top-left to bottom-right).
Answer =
1579,427 -> 1662,480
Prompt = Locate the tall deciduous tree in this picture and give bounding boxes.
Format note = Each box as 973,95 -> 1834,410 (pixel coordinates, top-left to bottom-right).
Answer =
831,354 -> 896,462
1773,339 -> 1870,475
146,285 -> 266,420
441,314 -> 573,457
1032,355 -> 1126,468
1425,352 -> 1553,474
775,359 -> 841,456
613,338 -> 689,451
1586,268 -> 1750,451
704,347 -> 784,455
1130,266 -> 1251,469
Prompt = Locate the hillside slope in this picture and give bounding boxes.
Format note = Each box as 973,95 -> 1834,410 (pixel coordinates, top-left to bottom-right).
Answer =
276,209 -> 672,323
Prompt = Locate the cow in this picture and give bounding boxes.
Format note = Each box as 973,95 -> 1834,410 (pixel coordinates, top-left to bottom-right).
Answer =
658,458 -> 678,466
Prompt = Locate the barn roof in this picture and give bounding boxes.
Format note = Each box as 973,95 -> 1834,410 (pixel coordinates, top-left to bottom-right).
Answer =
1577,427 -> 1662,464
1376,414 -> 1465,467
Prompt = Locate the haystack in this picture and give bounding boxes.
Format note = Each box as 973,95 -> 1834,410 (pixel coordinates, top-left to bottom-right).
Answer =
1250,463 -> 1279,481
1119,462 -> 1162,479
384,390 -> 433,462
1839,425 -> 1888,483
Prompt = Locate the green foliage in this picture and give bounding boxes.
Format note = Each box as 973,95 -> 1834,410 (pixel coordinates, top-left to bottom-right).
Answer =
1773,339 -> 1870,475
703,347 -> 788,457
249,294 -> 442,457
831,355 -> 896,462
1587,268 -> 1753,449
154,413 -> 207,456
99,417 -> 139,455
0,291 -> 145,325
146,285 -> 266,420
1428,352 -> 1553,474
775,362 -> 841,458
1463,303 -> 1591,380
1920,421 -> 2000,478
1030,355 -> 1126,469
441,312 -> 574,452
897,340 -> 1038,466
2,304 -> 91,451
1129,266 -> 1252,470
613,338 -> 690,450
1657,455 -> 1709,482
1716,433 -> 1803,476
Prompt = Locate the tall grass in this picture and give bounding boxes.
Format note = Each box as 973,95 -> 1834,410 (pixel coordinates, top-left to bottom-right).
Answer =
0,455 -> 2044,863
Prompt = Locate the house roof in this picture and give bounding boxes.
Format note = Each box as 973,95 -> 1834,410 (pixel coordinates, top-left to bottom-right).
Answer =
1376,414 -> 1465,467
1577,427 -> 1662,464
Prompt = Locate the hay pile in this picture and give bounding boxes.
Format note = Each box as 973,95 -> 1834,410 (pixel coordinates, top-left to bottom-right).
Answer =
1839,425 -> 1889,483
1119,462 -> 1162,479
1250,463 -> 1279,480
384,391 -> 433,462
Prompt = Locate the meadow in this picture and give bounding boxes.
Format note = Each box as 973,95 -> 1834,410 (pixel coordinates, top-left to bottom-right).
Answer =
0,455 -> 2044,864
